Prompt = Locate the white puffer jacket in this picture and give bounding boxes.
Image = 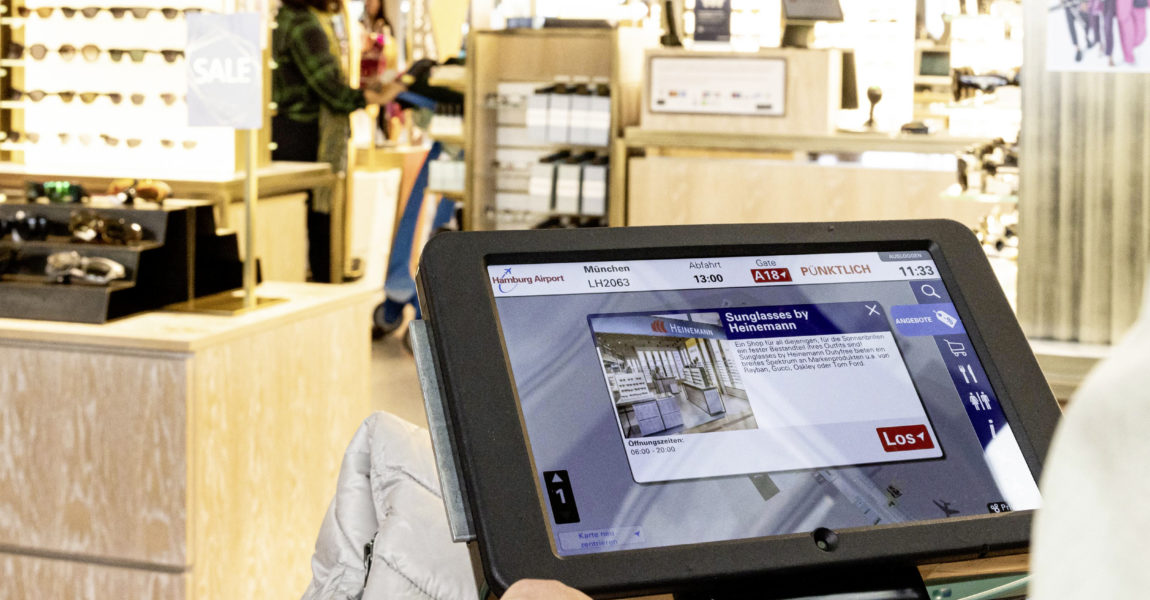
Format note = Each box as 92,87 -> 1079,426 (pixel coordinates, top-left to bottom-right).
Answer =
1030,280 -> 1150,599
301,412 -> 478,600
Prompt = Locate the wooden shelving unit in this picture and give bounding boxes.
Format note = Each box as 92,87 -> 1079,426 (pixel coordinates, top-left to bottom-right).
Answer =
464,27 -> 654,230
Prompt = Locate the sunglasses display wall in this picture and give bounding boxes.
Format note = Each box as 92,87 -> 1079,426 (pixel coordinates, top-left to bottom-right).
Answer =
11,6 -> 204,19
0,199 -> 245,323
0,0 -> 241,179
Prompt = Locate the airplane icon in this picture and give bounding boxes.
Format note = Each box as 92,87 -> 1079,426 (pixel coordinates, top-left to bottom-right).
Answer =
933,499 -> 960,517
498,268 -> 516,293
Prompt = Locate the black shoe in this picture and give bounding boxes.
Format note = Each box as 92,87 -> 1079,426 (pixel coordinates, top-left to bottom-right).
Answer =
1076,48 -> 1084,62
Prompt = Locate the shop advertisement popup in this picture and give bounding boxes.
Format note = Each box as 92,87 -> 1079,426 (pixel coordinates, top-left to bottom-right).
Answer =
589,302 -> 942,483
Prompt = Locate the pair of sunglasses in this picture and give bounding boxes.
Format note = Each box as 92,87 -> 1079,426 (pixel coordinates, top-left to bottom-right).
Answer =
68,210 -> 145,245
53,133 -> 141,147
108,92 -> 183,105
108,6 -> 203,18
13,5 -> 63,17
6,43 -> 72,60
6,88 -> 53,102
112,179 -> 170,203
15,6 -> 203,19
46,250 -> 127,285
1,209 -> 50,241
5,43 -> 99,62
27,181 -> 88,204
99,134 -> 143,147
161,139 -> 198,149
2,131 -> 40,143
109,48 -> 185,63
7,88 -> 107,103
57,132 -> 92,145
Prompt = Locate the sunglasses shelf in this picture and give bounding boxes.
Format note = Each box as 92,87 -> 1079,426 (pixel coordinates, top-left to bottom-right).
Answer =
0,200 -> 244,323
0,0 -> 249,179
1,237 -> 164,251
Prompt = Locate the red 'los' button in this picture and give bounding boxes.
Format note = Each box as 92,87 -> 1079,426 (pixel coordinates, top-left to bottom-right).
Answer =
877,425 -> 935,452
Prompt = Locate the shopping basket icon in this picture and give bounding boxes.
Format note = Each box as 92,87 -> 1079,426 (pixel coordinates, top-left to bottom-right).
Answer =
944,339 -> 968,357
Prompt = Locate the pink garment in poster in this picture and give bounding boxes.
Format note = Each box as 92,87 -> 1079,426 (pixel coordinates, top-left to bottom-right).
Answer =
1117,0 -> 1147,63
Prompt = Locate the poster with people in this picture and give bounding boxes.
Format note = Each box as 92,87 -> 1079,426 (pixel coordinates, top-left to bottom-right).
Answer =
1048,0 -> 1150,71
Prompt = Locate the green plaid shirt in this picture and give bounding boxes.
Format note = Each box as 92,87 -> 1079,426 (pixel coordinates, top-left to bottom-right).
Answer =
272,5 -> 365,123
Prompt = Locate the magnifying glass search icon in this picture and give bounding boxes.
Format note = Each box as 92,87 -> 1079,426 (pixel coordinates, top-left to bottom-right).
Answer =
921,284 -> 942,299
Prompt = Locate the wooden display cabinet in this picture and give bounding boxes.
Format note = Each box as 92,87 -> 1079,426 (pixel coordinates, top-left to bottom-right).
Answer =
465,27 -> 654,230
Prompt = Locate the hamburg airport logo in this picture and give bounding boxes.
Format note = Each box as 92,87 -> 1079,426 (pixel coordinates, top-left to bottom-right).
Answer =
497,268 -> 517,293
491,268 -> 566,293
651,320 -> 669,333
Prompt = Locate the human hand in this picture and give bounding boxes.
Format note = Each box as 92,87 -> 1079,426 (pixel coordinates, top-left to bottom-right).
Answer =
501,579 -> 592,600
364,81 -> 405,105
363,28 -> 387,51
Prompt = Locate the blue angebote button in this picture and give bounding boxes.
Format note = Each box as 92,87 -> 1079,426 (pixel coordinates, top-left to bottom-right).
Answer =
889,303 -> 967,337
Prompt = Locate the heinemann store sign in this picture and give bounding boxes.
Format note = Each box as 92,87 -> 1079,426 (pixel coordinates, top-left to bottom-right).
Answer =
588,314 -> 726,340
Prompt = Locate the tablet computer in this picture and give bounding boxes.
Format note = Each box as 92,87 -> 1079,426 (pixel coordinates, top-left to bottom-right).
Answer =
415,220 -> 1059,598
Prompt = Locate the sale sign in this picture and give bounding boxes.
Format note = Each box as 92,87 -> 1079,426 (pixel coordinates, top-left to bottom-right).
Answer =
186,13 -> 262,129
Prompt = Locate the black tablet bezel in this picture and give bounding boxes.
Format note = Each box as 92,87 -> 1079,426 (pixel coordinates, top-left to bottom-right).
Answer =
416,220 -> 1059,598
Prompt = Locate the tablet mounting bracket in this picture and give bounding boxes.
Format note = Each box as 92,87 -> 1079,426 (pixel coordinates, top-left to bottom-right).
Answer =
410,319 -> 476,543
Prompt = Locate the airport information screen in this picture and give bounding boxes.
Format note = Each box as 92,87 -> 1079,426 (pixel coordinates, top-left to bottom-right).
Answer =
487,250 -> 1040,557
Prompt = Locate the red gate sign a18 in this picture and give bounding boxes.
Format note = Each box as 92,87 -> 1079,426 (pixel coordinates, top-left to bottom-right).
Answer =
751,268 -> 791,283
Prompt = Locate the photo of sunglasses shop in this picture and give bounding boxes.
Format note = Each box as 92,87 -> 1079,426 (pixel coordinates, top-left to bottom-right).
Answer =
591,312 -> 757,439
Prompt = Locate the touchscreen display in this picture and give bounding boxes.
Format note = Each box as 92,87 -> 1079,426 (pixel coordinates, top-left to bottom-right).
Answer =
487,250 -> 1040,556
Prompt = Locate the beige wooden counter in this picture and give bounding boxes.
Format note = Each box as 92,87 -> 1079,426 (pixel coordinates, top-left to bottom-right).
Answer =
622,127 -> 993,155
625,156 -> 996,229
0,282 -> 375,599
612,128 -> 997,228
